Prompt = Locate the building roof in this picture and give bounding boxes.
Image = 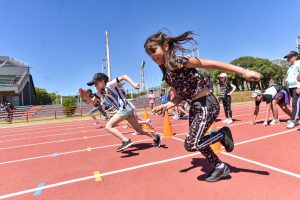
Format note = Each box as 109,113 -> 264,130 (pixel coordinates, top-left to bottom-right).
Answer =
0,56 -> 31,92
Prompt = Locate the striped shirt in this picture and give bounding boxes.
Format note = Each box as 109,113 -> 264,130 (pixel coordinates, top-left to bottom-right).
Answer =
97,78 -> 131,111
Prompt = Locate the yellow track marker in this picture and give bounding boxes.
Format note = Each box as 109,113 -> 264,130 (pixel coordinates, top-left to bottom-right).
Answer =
93,171 -> 102,182
86,147 -> 92,152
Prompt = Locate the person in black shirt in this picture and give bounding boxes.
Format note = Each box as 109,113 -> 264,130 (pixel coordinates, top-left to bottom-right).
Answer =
86,89 -> 109,127
251,85 -> 292,126
218,73 -> 236,124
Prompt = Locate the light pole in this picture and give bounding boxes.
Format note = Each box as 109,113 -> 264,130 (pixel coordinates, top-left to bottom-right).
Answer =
297,36 -> 300,53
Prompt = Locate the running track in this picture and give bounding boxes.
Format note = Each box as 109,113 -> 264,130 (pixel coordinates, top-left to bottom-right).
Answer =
0,101 -> 300,200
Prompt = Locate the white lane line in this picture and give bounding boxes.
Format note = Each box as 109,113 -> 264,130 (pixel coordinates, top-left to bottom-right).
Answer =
0,116 -> 165,136
234,128 -> 298,146
0,138 -> 154,165
0,152 -> 200,199
0,115 -> 292,163
0,122 -> 187,149
221,152 -> 300,179
0,134 -> 110,150
0,121 -> 91,135
172,131 -> 300,178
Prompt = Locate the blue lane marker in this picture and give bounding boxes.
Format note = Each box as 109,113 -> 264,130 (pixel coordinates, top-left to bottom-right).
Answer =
34,182 -> 45,196
52,152 -> 59,157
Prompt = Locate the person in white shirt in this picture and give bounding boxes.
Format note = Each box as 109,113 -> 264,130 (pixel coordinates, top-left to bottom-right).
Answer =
284,51 -> 300,128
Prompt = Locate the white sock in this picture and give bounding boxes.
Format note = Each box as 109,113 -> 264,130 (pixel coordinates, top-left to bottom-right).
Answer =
216,163 -> 225,169
122,138 -> 129,142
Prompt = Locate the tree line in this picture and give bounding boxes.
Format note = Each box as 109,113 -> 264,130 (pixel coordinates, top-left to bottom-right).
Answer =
204,56 -> 288,91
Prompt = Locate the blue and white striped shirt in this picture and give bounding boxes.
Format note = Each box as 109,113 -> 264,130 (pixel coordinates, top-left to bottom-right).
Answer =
97,78 -> 132,111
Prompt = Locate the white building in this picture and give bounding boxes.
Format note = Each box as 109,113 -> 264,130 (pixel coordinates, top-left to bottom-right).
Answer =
0,56 -> 36,106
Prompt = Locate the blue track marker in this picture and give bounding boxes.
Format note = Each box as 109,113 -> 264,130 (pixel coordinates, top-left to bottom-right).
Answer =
34,182 -> 45,196
52,152 -> 59,157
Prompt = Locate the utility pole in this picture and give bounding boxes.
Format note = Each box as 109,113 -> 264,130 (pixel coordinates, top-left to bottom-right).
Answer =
297,36 -> 300,53
140,60 -> 145,90
105,31 -> 111,80
102,58 -> 107,74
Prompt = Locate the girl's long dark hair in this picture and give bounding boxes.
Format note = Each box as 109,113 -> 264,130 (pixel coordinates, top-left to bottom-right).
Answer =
144,31 -> 197,81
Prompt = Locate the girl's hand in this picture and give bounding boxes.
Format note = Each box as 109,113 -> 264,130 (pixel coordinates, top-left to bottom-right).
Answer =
132,82 -> 140,89
152,105 -> 166,115
79,88 -> 91,103
244,70 -> 261,82
79,88 -> 88,99
296,88 -> 300,95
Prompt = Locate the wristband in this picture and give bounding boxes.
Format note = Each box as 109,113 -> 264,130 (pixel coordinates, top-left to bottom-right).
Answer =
241,69 -> 249,79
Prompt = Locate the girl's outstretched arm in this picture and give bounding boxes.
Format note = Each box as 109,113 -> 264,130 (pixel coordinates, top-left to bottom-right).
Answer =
117,75 -> 140,89
186,57 -> 261,82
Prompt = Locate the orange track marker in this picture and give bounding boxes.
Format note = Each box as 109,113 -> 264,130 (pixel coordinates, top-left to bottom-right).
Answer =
206,123 -> 222,154
163,111 -> 173,138
143,109 -> 152,131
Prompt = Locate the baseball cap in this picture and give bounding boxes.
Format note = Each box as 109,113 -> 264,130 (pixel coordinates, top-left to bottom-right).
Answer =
251,90 -> 262,98
87,73 -> 109,86
284,51 -> 299,59
219,73 -> 227,78
86,89 -> 92,93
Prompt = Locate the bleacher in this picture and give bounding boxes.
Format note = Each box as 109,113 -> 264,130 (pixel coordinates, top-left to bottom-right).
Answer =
0,105 -> 33,120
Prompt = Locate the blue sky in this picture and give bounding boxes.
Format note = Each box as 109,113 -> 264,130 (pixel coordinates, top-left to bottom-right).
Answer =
1,0 -> 300,95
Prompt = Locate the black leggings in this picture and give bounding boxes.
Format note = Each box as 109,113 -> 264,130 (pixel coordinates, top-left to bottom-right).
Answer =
184,93 -> 224,167
288,88 -> 300,121
220,96 -> 232,118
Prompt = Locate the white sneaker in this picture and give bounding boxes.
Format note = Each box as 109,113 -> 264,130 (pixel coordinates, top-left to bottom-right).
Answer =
287,121 -> 295,129
223,119 -> 229,123
226,119 -> 233,124
270,120 -> 280,125
132,131 -> 140,135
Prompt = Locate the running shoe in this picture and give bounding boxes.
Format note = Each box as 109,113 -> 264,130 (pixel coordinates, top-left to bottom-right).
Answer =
132,131 -> 140,135
223,118 -> 229,123
153,134 -> 162,148
287,120 -> 295,129
219,126 -> 234,152
226,119 -> 233,124
116,140 -> 133,152
205,163 -> 230,182
270,119 -> 280,125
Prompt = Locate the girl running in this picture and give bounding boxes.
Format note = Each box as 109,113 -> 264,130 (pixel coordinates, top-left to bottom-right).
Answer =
144,31 -> 260,182
80,73 -> 161,152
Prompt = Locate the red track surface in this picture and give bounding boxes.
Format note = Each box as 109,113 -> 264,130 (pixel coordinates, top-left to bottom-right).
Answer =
1,101 -> 300,200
